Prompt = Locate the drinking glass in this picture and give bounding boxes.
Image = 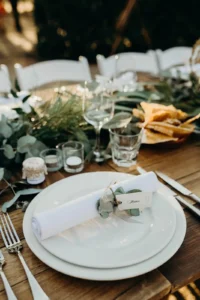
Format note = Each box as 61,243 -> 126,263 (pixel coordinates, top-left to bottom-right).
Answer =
62,141 -> 84,173
40,148 -> 63,172
110,124 -> 143,167
83,89 -> 114,162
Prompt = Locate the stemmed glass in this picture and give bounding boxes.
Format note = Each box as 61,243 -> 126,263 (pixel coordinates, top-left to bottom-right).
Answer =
82,85 -> 114,162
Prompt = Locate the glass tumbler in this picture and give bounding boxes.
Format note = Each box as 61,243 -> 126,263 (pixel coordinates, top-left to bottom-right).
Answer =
110,125 -> 143,167
40,148 -> 63,172
62,141 -> 84,173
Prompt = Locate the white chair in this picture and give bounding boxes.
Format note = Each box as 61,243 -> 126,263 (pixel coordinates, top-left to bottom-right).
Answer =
96,51 -> 159,79
0,65 -> 12,94
15,56 -> 92,91
156,47 -> 192,71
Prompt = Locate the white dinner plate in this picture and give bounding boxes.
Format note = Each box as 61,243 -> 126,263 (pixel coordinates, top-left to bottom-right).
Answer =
23,172 -> 186,281
32,172 -> 176,268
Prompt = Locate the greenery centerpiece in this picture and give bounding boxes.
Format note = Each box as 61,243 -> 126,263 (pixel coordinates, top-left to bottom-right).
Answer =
116,40 -> 200,119
0,87 -> 133,175
0,91 -> 91,171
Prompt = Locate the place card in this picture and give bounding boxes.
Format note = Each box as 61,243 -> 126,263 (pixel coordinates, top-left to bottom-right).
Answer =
116,192 -> 152,211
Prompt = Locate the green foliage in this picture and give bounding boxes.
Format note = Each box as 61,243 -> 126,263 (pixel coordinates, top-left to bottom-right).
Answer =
0,168 -> 4,180
0,116 -> 13,138
0,94 -> 92,172
156,73 -> 200,115
118,73 -> 200,116
103,112 -> 132,129
3,145 -> 15,159
35,95 -> 84,132
31,94 -> 92,151
17,135 -> 37,153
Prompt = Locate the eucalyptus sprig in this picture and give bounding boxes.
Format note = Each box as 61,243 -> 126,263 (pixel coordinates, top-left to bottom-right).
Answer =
0,93 -> 93,171
116,73 -> 200,116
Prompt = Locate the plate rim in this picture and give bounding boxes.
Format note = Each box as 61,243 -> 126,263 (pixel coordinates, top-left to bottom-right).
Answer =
32,172 -> 177,268
23,171 -> 187,281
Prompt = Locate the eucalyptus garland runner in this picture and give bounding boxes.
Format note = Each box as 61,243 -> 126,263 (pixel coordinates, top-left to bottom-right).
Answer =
2,40 -> 200,178
0,94 -> 89,172
116,72 -> 200,118
117,40 -> 200,118
0,91 -> 133,177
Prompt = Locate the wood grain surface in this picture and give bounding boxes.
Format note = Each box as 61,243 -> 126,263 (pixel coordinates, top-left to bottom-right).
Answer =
0,138 -> 199,300
0,76 -> 200,299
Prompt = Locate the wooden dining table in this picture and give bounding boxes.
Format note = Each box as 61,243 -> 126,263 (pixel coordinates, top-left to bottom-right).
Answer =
0,138 -> 199,300
1,74 -> 200,299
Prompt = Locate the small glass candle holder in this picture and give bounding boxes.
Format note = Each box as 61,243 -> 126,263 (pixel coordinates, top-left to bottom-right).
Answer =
62,141 -> 84,173
40,149 -> 63,172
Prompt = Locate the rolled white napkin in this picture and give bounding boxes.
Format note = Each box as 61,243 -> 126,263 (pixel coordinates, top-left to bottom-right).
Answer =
32,172 -> 159,241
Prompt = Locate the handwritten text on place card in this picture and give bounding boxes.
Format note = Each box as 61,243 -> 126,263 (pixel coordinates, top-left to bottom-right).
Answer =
116,192 -> 152,211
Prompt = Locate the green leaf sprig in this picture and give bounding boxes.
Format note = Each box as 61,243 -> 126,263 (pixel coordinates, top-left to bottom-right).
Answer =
97,188 -> 142,218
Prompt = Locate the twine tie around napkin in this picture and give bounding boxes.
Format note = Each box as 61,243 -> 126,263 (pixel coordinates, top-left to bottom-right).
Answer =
98,188 -> 142,218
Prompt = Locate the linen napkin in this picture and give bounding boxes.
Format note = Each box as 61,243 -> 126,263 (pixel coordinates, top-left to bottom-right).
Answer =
32,172 -> 159,241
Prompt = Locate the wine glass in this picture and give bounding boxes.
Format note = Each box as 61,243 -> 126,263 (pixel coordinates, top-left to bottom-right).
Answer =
83,87 -> 114,162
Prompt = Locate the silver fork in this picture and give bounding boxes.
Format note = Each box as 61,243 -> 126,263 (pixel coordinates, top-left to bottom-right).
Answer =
0,213 -> 49,300
0,250 -> 17,300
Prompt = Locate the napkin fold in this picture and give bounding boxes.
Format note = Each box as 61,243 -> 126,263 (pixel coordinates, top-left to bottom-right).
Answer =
32,172 -> 159,241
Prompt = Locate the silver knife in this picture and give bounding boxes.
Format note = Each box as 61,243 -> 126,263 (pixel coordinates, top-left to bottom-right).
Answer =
137,166 -> 200,217
156,171 -> 200,204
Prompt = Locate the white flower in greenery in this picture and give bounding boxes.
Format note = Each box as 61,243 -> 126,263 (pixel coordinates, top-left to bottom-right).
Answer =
59,85 -> 93,98
21,101 -> 32,113
95,72 -> 135,94
0,106 -> 19,120
0,94 -> 36,119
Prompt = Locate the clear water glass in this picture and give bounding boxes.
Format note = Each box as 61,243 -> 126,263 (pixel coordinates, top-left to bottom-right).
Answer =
40,148 -> 63,172
62,141 -> 84,173
110,125 -> 143,167
83,88 -> 114,162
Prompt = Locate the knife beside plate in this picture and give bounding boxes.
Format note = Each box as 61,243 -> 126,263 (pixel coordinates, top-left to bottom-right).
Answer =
156,171 -> 200,204
137,167 -> 200,218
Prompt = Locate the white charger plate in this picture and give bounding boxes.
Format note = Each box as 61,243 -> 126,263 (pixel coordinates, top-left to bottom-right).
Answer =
32,172 -> 176,268
23,172 -> 186,281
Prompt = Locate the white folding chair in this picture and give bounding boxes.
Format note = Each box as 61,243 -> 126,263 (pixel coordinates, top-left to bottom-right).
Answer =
0,65 -> 12,94
96,51 -> 158,79
15,57 -> 92,91
156,47 -> 192,71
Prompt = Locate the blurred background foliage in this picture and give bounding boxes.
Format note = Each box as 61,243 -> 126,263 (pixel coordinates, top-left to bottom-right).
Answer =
34,0 -> 200,62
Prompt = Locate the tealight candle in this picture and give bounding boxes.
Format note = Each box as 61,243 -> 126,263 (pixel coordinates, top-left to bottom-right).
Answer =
22,157 -> 47,185
66,156 -> 82,168
40,149 -> 63,172
62,141 -> 84,173
45,155 -> 58,168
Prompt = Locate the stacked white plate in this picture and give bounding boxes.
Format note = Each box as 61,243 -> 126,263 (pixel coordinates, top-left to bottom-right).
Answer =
23,172 -> 186,281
